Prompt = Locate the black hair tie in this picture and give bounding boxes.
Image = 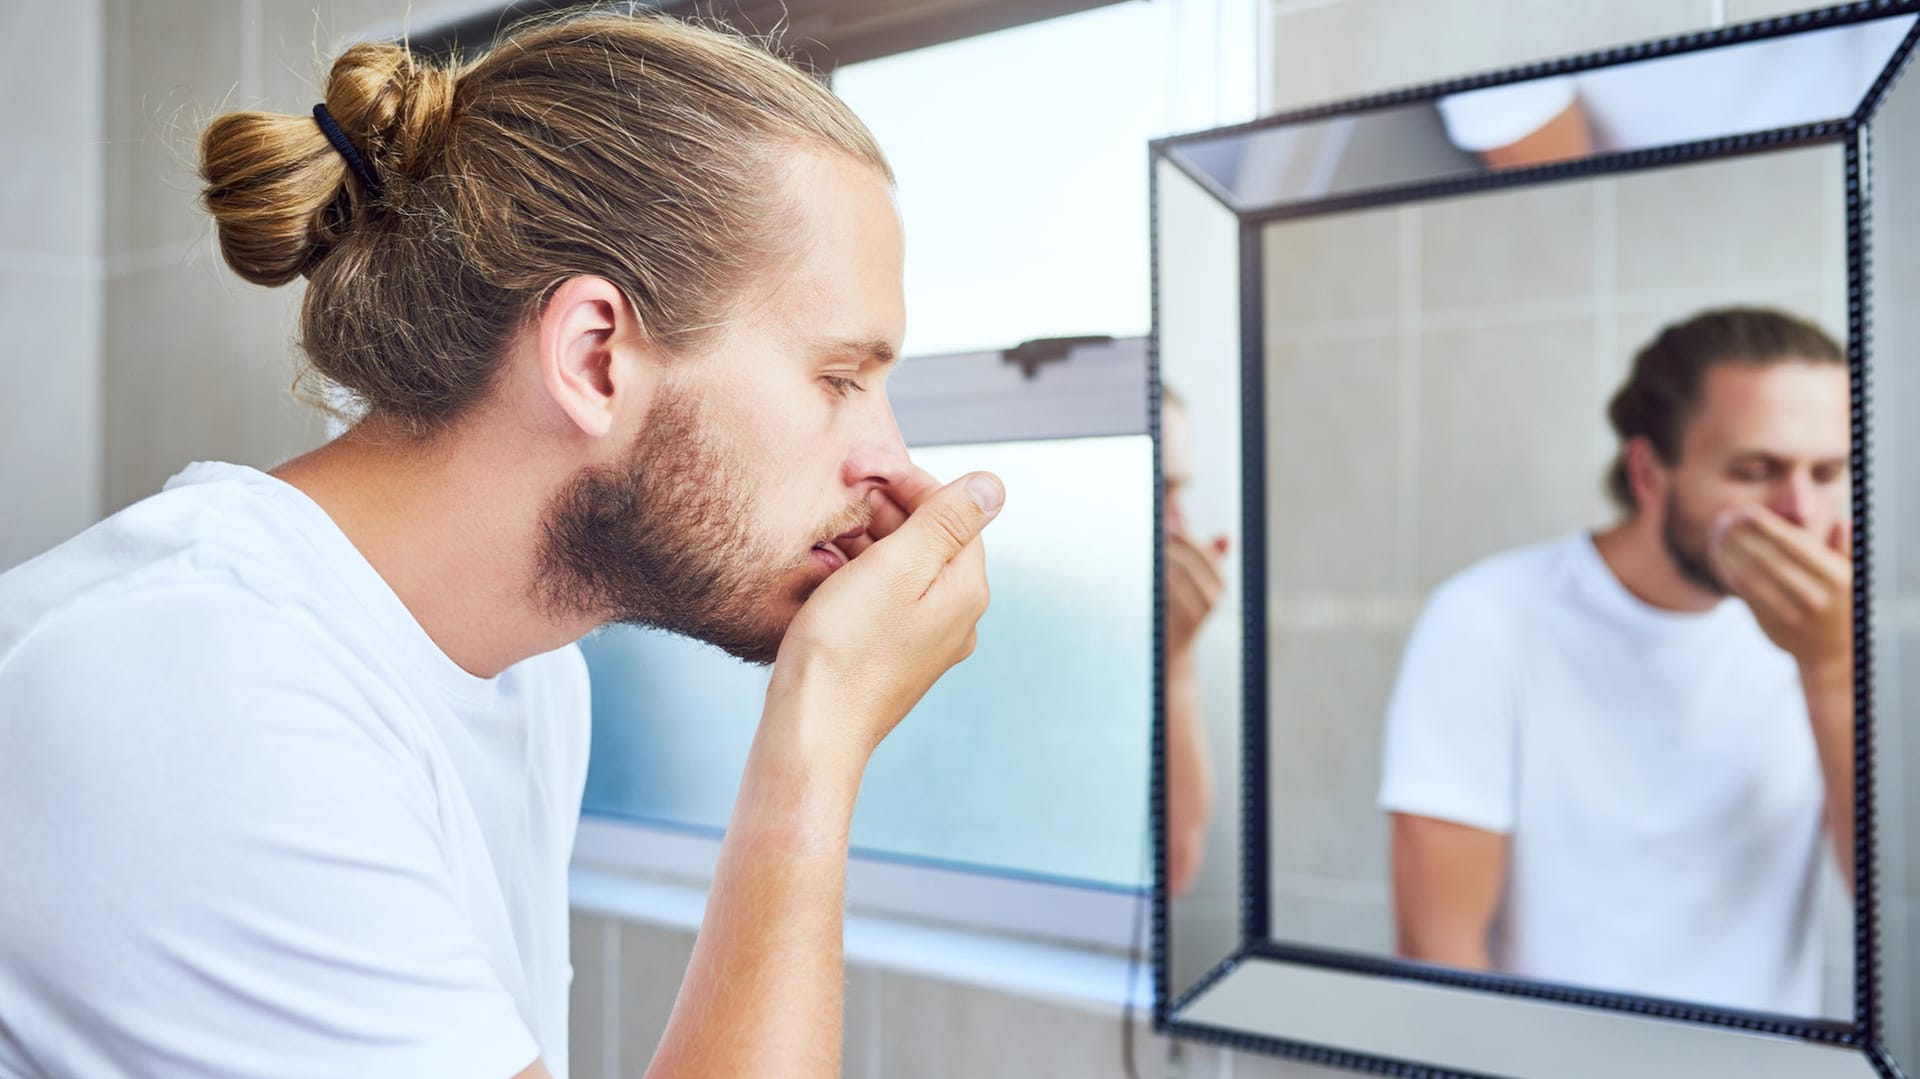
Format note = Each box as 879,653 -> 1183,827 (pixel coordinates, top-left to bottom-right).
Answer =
312,103 -> 385,200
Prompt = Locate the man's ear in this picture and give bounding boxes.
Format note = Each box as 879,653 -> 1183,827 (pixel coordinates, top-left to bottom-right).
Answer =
537,275 -> 648,439
1625,436 -> 1668,511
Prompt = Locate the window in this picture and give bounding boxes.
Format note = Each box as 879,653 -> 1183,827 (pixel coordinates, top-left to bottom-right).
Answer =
577,0 -> 1260,944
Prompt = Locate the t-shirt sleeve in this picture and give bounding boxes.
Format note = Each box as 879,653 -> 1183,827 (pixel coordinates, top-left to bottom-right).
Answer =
1376,577 -> 1520,834
0,589 -> 543,1079
1435,76 -> 1579,154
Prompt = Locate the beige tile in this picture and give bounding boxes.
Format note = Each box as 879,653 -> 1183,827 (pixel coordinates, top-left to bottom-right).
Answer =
1265,627 -> 1404,884
1419,181 -> 1596,313
1268,893 -> 1394,957
103,0 -> 246,256
0,271 -> 101,572
1722,0 -> 1826,23
1264,336 -> 1402,595
1226,1045 -> 1363,1077
875,969 -> 1146,1079
0,2 -> 102,258
568,912 -> 608,1079
255,0 -> 416,110
1613,144 -> 1840,300
615,920 -> 696,1078
1413,317 -> 1604,588
101,252 -> 323,513
842,964 -> 880,1079
1170,893 -> 1238,1002
1262,207 -> 1403,329
1268,0 -> 1715,114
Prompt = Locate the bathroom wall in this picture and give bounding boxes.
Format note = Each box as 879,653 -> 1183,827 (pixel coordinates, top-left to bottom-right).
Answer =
2,2 -> 103,570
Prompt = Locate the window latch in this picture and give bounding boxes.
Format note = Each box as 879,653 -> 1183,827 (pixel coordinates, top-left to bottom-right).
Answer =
1002,335 -> 1114,380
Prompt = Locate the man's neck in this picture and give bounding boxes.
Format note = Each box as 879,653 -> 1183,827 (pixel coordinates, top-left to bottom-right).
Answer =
1590,516 -> 1721,615
271,419 -> 597,679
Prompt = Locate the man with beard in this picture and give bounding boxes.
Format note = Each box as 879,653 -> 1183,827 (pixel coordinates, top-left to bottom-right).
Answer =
0,14 -> 1000,1079
1378,308 -> 1852,1015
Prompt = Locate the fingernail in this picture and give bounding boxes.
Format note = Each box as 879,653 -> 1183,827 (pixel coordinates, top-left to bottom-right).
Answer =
966,473 -> 1004,513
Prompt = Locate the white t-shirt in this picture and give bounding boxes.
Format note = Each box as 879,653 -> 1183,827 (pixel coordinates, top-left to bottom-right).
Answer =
0,462 -> 592,1078
1378,532 -> 1828,1014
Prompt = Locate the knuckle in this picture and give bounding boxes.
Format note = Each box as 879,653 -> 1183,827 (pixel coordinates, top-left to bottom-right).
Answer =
926,500 -> 975,548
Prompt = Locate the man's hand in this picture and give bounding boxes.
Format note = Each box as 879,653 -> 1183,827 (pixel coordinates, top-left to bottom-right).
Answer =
1166,530 -> 1229,657
836,465 -> 942,561
1710,505 -> 1852,678
770,467 -> 1003,765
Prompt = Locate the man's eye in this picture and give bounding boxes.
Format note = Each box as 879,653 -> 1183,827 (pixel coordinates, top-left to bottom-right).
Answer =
823,376 -> 866,397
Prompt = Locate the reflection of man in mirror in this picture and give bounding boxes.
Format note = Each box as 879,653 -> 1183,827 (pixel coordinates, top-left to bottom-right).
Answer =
1379,308 -> 1852,1014
1162,387 -> 1229,898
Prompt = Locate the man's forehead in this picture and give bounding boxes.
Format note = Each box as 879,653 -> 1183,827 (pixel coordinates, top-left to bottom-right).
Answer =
1686,360 -> 1849,448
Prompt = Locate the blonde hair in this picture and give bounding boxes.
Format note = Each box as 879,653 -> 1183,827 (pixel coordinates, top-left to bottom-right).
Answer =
198,10 -> 891,433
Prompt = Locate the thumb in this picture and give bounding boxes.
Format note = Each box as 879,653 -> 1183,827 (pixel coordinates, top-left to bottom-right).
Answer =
880,471 -> 1005,590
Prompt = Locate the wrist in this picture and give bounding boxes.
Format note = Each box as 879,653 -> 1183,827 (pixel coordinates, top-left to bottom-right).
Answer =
1798,653 -> 1855,696
1166,646 -> 1199,681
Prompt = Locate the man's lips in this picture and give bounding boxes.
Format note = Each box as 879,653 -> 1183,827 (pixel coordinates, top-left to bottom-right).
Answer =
811,538 -> 850,571
809,522 -> 869,574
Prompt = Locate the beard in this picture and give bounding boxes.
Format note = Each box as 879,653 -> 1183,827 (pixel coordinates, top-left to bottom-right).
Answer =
534,387 -> 865,665
1660,489 -> 1727,596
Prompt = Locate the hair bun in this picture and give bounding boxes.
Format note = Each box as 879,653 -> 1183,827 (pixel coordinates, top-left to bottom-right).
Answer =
320,42 -> 458,195
197,42 -> 454,286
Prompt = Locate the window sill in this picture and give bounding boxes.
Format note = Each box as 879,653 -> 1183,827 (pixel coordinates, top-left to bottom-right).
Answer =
568,865 -> 1149,1014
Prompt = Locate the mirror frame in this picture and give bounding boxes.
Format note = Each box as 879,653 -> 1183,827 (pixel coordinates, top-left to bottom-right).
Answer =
1149,3 -> 1920,1075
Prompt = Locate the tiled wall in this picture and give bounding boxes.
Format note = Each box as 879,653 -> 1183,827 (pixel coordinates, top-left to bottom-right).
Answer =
566,910 -> 1290,1079
1,2 -> 103,570
2,0 -> 476,574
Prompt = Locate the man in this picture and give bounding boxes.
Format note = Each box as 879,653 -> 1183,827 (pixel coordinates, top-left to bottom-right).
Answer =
1380,308 -> 1853,1015
1162,387 -> 1230,898
0,14 -> 999,1079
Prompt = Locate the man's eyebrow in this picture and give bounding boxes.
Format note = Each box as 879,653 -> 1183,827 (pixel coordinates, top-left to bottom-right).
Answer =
824,338 -> 896,365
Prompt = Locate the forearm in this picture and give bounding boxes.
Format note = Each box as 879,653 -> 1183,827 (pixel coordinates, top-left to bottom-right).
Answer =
1802,658 -> 1857,888
1164,650 -> 1214,897
645,692 -> 865,1078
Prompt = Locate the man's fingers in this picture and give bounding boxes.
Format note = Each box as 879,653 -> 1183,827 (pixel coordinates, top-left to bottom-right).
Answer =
888,465 -> 946,514
1166,532 -> 1226,595
1737,506 -> 1847,582
880,472 -> 1004,593
1721,526 -> 1830,617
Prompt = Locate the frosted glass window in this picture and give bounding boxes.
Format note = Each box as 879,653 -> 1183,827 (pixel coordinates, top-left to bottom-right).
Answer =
579,435 -> 1154,889
831,3 -> 1172,358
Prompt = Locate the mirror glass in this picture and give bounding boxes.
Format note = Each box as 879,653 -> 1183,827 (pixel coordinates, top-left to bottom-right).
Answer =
1248,142 -> 1855,1020
1157,158 -> 1248,1002
1167,15 -> 1913,216
1867,41 -> 1920,1077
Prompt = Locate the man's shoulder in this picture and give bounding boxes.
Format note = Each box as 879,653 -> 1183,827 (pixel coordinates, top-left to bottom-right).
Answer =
1422,534 -> 1581,625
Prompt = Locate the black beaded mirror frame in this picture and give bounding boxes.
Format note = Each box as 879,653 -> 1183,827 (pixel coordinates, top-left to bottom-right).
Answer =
1148,3 -> 1920,1075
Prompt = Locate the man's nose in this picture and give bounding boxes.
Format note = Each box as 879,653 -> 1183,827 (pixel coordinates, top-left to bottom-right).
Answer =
842,396 -> 914,493
1767,476 -> 1814,527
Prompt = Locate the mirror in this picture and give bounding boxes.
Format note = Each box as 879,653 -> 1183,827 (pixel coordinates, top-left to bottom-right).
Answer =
1155,6 -> 1919,1076
1868,21 -> 1920,1079
1166,16 -> 1913,216
1261,145 -> 1852,1020
1155,155 -> 1247,1006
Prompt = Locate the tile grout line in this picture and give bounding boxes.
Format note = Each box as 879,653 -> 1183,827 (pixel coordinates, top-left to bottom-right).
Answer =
602,917 -> 621,1079
1396,206 -> 1421,595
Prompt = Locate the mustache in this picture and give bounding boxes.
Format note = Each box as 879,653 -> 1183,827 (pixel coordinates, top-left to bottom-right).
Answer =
814,498 -> 874,548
